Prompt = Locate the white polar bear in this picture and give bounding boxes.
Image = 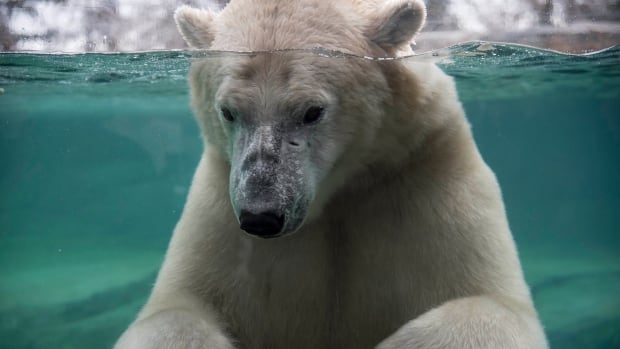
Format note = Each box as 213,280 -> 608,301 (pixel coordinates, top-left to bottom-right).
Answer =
116,0 -> 548,348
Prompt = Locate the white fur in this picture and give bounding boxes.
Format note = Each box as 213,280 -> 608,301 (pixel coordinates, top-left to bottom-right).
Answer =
116,1 -> 548,348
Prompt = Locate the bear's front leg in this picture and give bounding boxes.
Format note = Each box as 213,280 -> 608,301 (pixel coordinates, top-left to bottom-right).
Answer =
376,295 -> 548,349
115,308 -> 235,349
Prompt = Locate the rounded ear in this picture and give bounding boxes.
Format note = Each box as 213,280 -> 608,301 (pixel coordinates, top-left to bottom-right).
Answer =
174,5 -> 216,49
366,0 -> 426,51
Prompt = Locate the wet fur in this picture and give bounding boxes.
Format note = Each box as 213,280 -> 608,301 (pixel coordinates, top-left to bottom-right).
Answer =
116,0 -> 548,348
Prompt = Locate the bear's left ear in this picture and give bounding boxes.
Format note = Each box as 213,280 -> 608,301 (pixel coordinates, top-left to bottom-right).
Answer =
366,0 -> 426,52
174,5 -> 216,49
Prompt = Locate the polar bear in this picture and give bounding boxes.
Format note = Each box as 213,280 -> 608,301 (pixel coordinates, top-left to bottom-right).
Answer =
116,0 -> 548,348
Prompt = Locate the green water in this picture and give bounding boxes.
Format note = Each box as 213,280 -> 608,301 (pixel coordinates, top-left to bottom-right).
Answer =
0,43 -> 619,348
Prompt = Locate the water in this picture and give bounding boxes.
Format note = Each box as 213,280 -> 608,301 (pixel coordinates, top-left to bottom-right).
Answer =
0,43 -> 619,348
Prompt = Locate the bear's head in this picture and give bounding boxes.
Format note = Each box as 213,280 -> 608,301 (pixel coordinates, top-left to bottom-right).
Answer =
175,0 -> 426,238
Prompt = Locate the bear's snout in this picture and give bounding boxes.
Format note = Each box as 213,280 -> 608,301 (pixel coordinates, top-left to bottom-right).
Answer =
230,124 -> 314,238
239,209 -> 285,238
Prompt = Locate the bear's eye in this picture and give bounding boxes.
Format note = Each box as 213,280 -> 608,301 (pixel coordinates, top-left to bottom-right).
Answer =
221,107 -> 235,122
302,106 -> 325,125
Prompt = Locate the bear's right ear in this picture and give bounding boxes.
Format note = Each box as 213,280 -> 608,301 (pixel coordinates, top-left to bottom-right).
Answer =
366,0 -> 426,52
174,5 -> 216,49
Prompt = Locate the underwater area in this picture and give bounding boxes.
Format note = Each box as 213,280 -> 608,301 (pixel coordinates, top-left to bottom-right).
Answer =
0,43 -> 619,348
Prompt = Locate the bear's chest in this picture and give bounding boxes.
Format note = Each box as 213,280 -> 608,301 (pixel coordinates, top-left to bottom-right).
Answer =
210,231 -> 423,349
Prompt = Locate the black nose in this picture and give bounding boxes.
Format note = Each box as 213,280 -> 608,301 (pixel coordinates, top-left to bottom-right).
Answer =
239,210 -> 284,238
